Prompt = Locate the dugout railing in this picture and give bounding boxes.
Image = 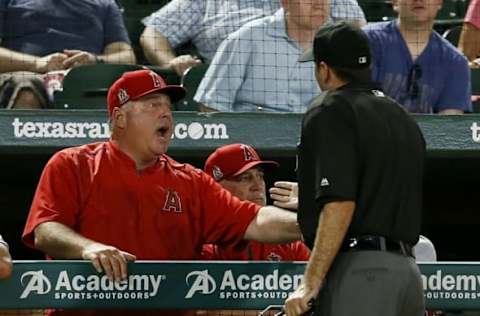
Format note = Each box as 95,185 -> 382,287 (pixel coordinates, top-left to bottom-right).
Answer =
0,261 -> 479,311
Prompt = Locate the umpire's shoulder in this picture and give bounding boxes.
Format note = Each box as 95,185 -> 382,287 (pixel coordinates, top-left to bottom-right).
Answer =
303,90 -> 354,131
306,90 -> 352,118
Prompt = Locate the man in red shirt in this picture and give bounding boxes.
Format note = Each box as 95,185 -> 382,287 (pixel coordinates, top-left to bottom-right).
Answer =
22,69 -> 302,316
202,143 -> 309,261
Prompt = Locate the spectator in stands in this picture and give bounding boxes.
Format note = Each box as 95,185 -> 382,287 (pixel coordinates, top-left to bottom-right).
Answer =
202,143 -> 309,261
363,0 -> 472,114
22,70 -> 301,316
458,0 -> 480,67
0,0 -> 136,109
194,0 -> 331,112
140,0 -> 366,76
0,234 -> 12,279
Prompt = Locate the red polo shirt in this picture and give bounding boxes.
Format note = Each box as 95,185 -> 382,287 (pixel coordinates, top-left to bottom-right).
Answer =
23,141 -> 261,315
202,241 -> 310,261
24,141 -> 260,259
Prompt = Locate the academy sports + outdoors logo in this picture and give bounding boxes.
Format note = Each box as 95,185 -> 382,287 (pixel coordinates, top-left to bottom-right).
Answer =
11,118 -> 229,140
184,269 -> 303,300
20,270 -> 51,298
422,270 -> 480,300
20,270 -> 165,301
184,269 -> 480,301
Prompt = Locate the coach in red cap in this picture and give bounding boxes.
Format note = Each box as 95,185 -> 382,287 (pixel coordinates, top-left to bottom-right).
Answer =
203,143 -> 309,261
22,70 -> 302,316
204,143 -> 278,205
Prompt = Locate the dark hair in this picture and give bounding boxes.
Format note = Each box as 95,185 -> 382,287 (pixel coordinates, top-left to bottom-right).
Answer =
330,66 -> 372,83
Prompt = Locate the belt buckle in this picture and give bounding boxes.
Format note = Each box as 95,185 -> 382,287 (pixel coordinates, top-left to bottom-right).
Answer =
359,235 -> 381,250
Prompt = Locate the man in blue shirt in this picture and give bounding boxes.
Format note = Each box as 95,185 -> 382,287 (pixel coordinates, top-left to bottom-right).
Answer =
0,0 -> 135,109
363,0 -> 472,114
194,0 -> 334,112
141,0 -> 366,76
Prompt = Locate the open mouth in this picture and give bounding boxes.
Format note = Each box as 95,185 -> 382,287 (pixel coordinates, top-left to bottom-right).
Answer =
156,126 -> 169,138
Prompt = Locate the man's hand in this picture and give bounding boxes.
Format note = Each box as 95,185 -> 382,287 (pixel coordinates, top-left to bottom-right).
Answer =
35,53 -> 68,73
269,181 -> 298,210
284,283 -> 318,316
0,243 -> 12,279
470,58 -> 480,69
62,49 -> 97,68
167,54 -> 202,76
81,243 -> 136,282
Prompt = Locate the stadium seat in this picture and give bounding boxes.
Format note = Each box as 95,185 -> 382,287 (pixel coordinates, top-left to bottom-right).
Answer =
456,0 -> 470,19
116,0 -> 170,61
436,0 -> 460,20
434,0 -> 466,34
357,0 -> 396,22
472,68 -> 480,95
177,64 -> 209,111
53,64 -> 144,109
149,66 -> 181,85
442,25 -> 463,46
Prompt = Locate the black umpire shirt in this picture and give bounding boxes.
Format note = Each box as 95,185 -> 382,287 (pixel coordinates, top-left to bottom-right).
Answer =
297,81 -> 426,249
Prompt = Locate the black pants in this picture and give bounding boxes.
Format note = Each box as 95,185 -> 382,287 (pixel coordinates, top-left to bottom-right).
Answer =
313,250 -> 425,316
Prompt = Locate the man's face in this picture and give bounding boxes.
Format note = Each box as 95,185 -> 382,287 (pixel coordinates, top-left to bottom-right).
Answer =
120,93 -> 173,159
219,167 -> 267,206
284,0 -> 329,31
393,0 -> 442,24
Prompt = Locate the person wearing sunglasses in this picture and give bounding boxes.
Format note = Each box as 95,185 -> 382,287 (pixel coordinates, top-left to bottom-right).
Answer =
363,0 -> 472,114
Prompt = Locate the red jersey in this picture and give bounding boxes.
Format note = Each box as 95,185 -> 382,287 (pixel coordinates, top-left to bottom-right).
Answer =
202,241 -> 309,261
22,141 -> 260,316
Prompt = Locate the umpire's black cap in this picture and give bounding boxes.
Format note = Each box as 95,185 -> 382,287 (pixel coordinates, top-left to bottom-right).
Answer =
299,21 -> 371,69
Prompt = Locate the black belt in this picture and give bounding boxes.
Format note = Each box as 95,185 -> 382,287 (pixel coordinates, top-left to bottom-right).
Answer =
341,235 -> 414,258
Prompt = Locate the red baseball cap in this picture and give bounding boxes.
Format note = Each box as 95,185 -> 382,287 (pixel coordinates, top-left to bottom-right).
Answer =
204,143 -> 279,181
107,69 -> 186,116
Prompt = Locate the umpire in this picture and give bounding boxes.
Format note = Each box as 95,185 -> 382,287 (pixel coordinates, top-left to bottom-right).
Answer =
284,22 -> 426,316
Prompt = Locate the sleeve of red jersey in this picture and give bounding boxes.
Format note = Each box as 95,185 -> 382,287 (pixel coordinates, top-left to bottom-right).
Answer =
293,241 -> 310,261
200,244 -> 218,260
22,151 -> 80,249
198,172 -> 260,247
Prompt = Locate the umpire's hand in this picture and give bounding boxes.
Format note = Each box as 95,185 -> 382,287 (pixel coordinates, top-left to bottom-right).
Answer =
82,243 -> 136,282
284,283 -> 317,316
